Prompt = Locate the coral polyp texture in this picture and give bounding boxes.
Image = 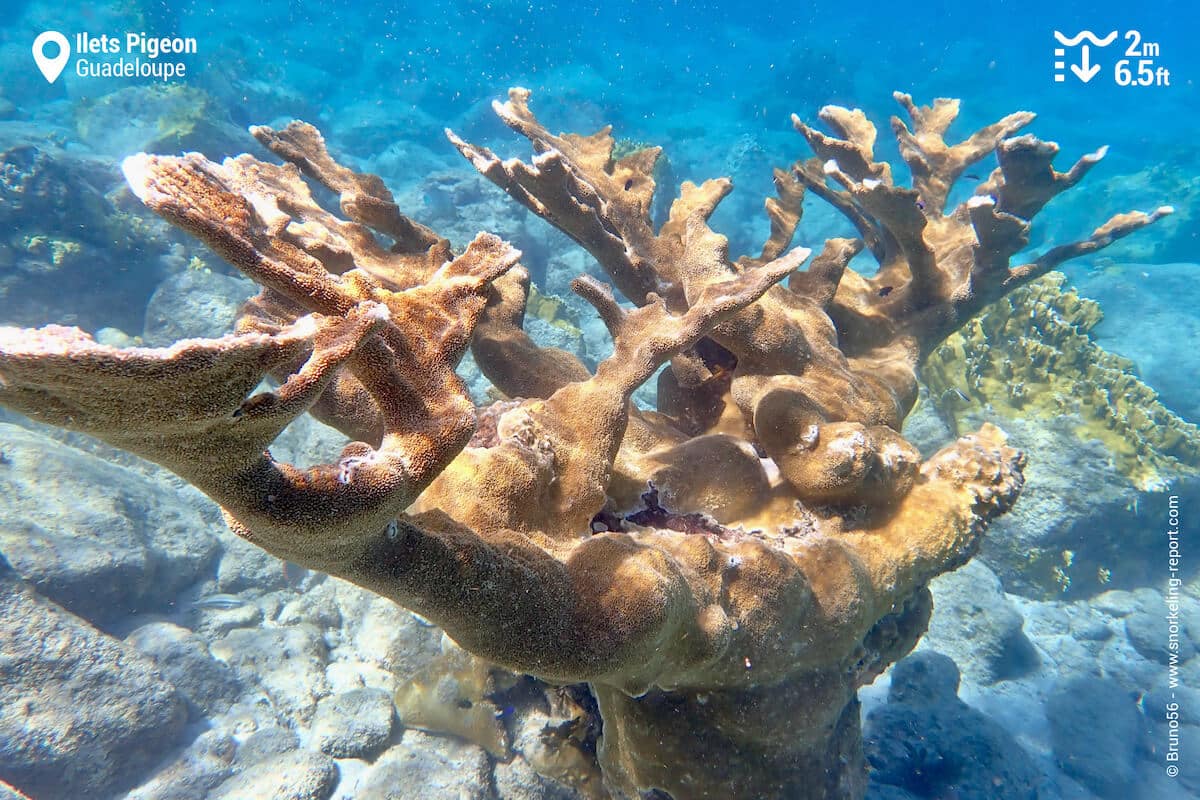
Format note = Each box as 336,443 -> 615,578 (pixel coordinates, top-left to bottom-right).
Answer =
922,271 -> 1200,491
0,90 -> 1169,799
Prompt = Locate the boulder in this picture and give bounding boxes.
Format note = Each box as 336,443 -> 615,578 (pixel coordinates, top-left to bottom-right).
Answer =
0,424 -> 220,624
1045,676 -> 1141,798
865,652 -> 1056,800
0,560 -> 187,799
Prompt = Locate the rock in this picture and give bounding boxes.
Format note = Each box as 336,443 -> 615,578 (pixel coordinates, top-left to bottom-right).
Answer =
125,622 -> 241,717
209,624 -> 329,725
0,123 -> 174,332
1154,722 -> 1200,795
494,756 -> 590,800
142,268 -> 255,345
347,730 -> 493,800
311,688 -> 395,758
924,560 -> 1040,684
495,707 -> 600,800
1092,588 -> 1154,617
525,316 -> 587,362
1145,685 -> 1200,728
268,411 -> 352,472
210,750 -> 337,800
0,561 -> 187,799
191,597 -> 266,637
865,652 -> 1055,800
74,85 -> 247,160
234,727 -> 300,767
276,581 -> 342,630
0,424 -> 220,624
456,349 -> 492,406
950,414 -> 1148,598
324,659 -> 396,695
125,730 -> 237,800
865,787 -> 922,800
94,326 -> 139,347
1045,676 -> 1141,798
1068,613 -> 1114,642
344,594 -> 444,676
211,697 -> 291,742
886,650 -> 961,705
216,533 -> 291,595
900,386 -> 955,457
1126,606 -> 1196,665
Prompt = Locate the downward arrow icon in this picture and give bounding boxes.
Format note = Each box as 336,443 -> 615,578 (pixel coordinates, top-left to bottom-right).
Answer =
1071,45 -> 1101,82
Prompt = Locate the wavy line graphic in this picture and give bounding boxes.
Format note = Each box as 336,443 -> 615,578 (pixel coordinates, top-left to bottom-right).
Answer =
1054,30 -> 1119,47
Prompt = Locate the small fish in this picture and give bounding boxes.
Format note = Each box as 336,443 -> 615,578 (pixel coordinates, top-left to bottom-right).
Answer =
878,286 -> 894,297
915,200 -> 925,210
192,593 -> 248,611
951,388 -> 970,402
965,173 -> 981,180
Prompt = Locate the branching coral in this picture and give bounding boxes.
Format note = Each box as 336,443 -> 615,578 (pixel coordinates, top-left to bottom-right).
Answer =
0,90 -> 1168,799
923,271 -> 1200,491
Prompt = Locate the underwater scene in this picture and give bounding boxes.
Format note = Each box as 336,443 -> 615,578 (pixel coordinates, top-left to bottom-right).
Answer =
0,0 -> 1197,798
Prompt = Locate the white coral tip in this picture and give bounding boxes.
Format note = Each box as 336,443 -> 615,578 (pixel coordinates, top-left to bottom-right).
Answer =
365,303 -> 391,323
120,154 -> 155,202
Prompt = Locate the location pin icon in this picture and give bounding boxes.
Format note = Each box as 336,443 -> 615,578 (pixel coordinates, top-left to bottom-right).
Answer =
32,31 -> 70,84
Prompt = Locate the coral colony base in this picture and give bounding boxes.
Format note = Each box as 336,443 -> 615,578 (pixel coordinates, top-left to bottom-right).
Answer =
0,89 -> 1171,799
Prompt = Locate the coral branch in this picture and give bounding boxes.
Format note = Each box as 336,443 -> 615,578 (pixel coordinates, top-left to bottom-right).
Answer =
470,266 -> 592,400
1012,205 -> 1175,282
251,121 -> 449,257
890,92 -> 1034,214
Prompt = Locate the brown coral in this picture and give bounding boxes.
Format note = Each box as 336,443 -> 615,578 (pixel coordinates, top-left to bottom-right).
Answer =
0,90 -> 1169,799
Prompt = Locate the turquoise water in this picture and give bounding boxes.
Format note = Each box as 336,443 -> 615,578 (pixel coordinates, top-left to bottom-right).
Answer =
0,1 -> 1197,798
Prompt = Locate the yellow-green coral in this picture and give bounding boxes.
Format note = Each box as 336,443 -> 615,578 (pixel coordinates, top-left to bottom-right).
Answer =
526,284 -> 583,336
76,85 -> 227,155
923,272 -> 1200,490
21,236 -> 83,270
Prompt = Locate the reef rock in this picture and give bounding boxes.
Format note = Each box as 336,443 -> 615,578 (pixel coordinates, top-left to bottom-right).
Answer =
125,622 -> 242,717
0,423 -> 220,623
209,749 -> 338,800
124,730 -> 237,800
1045,676 -> 1142,798
923,559 -> 1039,684
310,688 -> 395,758
0,123 -> 174,333
348,730 -> 493,800
0,559 -> 187,799
864,652 -> 1055,799
143,268 -> 256,345
208,624 -> 330,725
75,85 -> 247,161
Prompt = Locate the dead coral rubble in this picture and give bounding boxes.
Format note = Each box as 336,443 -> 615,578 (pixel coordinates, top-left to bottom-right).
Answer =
0,90 -> 1168,800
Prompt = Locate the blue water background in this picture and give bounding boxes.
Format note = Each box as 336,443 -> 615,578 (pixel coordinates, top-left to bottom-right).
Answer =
1,0 -> 1197,408
9,0 -> 1197,176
